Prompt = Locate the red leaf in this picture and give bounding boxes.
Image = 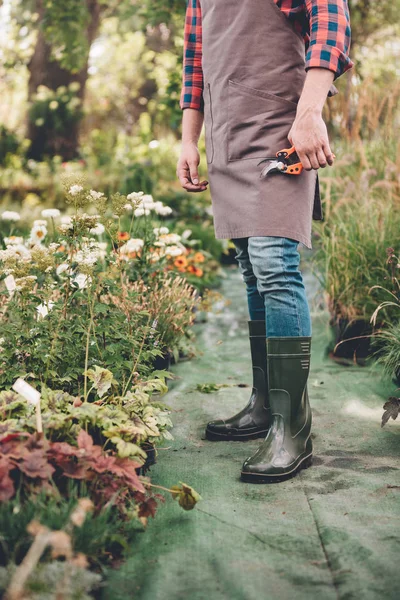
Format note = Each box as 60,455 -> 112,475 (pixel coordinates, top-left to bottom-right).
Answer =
138,497 -> 157,518
111,458 -> 145,493
18,450 -> 55,479
77,429 -> 94,452
89,454 -> 116,474
56,457 -> 91,480
0,466 -> 14,501
49,441 -> 80,459
0,432 -> 28,445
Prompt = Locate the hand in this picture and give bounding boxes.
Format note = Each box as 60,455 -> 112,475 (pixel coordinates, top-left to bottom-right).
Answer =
176,142 -> 209,192
288,108 -> 334,171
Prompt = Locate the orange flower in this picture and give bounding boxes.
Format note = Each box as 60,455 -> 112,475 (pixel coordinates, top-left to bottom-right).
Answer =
57,245 -> 66,252
194,252 -> 205,263
174,256 -> 188,269
118,231 -> 130,241
187,265 -> 203,277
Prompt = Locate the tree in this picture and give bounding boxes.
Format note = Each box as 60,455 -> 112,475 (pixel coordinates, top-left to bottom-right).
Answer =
22,0 -> 181,160
27,0 -> 102,160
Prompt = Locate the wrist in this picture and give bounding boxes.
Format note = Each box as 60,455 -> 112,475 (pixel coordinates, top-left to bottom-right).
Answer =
181,139 -> 198,148
296,102 -> 323,118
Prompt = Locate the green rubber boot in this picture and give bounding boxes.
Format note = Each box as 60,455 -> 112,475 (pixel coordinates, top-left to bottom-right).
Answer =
241,336 -> 313,482
205,320 -> 271,441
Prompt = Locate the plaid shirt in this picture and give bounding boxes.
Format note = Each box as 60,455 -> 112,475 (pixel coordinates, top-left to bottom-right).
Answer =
180,0 -> 354,111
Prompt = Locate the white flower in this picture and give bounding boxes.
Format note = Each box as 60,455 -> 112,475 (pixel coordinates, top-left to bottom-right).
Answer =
88,190 -> 104,201
34,220 -> 47,226
41,208 -> 61,218
90,223 -> 105,235
160,233 -> 181,245
149,251 -> 164,263
165,245 -> 184,257
28,223 -> 47,245
0,337 -> 4,352
141,194 -> 155,206
134,207 -> 150,217
36,301 -> 55,320
69,185 -> 83,196
148,140 -> 160,149
4,236 -> 24,245
120,238 -> 144,255
60,215 -> 73,225
157,205 -> 173,216
181,229 -> 192,240
71,273 -> 92,289
127,191 -> 144,203
49,100 -> 58,110
153,227 -> 169,236
56,263 -> 70,276
74,249 -> 99,266
0,245 -> 31,261
1,211 -> 20,222
124,203 -> 133,211
152,201 -> 172,216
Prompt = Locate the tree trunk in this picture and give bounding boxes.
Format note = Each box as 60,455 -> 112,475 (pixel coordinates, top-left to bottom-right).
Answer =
27,0 -> 101,160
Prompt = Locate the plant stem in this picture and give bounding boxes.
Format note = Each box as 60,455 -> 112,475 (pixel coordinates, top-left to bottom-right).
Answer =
123,314 -> 151,396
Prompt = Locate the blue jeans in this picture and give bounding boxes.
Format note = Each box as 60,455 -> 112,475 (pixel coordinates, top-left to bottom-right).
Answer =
232,236 -> 312,337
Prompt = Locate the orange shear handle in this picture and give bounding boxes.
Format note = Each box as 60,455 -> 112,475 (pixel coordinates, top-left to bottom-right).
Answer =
277,145 -> 336,175
276,146 -> 303,176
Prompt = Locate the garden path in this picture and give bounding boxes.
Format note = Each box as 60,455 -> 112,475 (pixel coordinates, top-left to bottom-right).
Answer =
105,260 -> 399,600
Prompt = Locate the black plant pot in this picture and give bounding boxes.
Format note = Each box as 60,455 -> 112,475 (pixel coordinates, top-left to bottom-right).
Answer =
328,315 -> 376,365
135,441 -> 157,476
152,347 -> 172,371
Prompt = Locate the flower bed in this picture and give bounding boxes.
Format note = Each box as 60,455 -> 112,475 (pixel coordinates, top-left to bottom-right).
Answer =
0,182 -> 205,595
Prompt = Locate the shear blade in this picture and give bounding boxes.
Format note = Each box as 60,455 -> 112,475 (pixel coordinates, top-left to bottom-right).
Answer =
260,160 -> 284,178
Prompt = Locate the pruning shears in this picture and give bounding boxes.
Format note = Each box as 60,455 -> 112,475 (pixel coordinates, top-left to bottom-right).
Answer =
258,146 -> 303,178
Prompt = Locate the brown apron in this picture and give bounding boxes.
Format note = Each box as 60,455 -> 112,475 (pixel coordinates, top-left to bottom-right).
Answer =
201,0 -> 323,250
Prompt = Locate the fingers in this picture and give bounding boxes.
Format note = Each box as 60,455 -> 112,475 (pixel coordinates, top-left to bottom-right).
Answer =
296,149 -> 312,171
307,152 -> 321,171
177,163 -> 208,192
188,160 -> 199,185
298,144 -> 335,171
322,141 -> 335,166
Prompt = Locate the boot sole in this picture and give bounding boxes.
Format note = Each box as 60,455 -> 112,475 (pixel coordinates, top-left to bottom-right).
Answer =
240,454 -> 313,483
205,428 -> 269,442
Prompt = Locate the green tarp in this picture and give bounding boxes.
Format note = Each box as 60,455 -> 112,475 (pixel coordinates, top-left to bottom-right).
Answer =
105,263 -> 400,600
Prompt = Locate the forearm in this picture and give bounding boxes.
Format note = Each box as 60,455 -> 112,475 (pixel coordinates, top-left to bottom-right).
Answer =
297,67 -> 334,117
288,68 -> 335,170
182,108 -> 204,146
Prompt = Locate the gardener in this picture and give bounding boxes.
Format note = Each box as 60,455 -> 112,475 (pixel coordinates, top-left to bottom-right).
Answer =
176,0 -> 353,483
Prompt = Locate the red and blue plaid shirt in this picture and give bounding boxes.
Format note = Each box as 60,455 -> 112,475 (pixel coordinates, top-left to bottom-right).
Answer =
180,0 -> 354,111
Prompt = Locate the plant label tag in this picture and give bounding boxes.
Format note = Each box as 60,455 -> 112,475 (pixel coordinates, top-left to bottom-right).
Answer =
12,378 -> 41,406
4,274 -> 16,295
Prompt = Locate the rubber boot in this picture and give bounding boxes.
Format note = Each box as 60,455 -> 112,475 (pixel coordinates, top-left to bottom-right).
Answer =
205,320 -> 271,441
241,336 -> 313,482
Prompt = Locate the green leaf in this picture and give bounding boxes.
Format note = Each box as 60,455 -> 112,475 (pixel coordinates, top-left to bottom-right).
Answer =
109,436 -> 147,459
84,365 -> 116,398
170,482 -> 201,511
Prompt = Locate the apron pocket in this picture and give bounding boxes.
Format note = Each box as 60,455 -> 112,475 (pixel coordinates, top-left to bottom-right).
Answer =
227,79 -> 297,162
203,82 -> 214,164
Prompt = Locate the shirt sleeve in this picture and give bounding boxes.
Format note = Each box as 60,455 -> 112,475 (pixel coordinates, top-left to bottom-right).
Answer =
305,0 -> 354,80
180,0 -> 204,111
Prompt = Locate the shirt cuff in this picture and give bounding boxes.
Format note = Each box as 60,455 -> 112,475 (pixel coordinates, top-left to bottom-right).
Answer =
180,90 -> 204,112
305,44 -> 354,81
